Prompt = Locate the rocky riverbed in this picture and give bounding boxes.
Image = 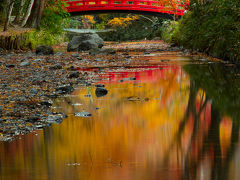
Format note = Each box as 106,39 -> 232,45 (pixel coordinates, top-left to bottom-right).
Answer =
0,40 -> 213,141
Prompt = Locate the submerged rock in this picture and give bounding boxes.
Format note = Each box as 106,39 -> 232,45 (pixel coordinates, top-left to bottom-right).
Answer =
95,87 -> 108,97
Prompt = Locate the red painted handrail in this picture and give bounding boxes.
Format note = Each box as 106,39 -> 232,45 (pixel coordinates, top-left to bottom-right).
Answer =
63,0 -> 189,16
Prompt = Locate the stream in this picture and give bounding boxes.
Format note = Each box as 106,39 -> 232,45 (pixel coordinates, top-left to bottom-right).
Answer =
0,45 -> 239,180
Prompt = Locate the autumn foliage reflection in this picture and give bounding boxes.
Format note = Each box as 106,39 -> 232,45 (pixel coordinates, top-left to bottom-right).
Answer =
0,64 -> 238,180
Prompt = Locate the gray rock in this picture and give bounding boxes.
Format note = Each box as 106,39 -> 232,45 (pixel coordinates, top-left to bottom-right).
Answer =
20,61 -> 30,66
55,52 -> 63,56
46,114 -> 63,124
36,45 -> 54,55
67,33 -> 104,52
34,58 -> 42,62
74,112 -> 92,117
95,58 -> 102,62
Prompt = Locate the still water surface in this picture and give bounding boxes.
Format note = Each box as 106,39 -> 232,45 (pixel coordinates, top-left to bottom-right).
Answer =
0,52 -> 240,180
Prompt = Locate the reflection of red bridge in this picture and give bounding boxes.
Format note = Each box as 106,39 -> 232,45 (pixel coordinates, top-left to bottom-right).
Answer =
64,0 -> 189,17
78,65 -> 181,83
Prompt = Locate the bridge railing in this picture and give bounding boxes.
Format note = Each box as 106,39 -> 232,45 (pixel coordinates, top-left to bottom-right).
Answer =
63,0 -> 188,16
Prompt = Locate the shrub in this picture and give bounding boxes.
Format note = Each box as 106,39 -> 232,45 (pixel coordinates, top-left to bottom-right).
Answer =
166,0 -> 240,62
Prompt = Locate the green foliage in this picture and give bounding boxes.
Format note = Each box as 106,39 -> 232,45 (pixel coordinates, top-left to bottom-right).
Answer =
26,30 -> 66,48
30,0 -> 69,47
163,0 -> 240,62
161,20 -> 180,44
0,0 -> 6,23
40,0 -> 69,33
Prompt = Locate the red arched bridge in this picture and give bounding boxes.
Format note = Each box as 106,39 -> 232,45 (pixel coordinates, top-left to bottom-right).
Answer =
63,0 -> 189,18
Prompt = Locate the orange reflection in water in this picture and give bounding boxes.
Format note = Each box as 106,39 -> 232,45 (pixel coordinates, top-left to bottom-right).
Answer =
0,65 -> 236,180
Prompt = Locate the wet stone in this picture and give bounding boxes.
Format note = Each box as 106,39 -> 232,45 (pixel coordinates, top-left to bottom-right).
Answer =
55,52 -> 63,56
95,58 -> 102,62
20,61 -> 30,66
5,64 -> 15,68
95,87 -> 108,97
55,85 -> 74,94
74,112 -> 92,117
45,114 -> 63,124
68,72 -> 80,78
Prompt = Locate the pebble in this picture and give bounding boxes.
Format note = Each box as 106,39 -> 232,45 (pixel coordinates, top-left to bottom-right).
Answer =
20,61 -> 30,66
34,58 -> 42,62
74,112 -> 92,117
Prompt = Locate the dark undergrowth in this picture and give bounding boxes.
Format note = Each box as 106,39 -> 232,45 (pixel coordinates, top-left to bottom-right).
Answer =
161,0 -> 240,62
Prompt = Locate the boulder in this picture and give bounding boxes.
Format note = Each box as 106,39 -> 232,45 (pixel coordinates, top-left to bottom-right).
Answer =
67,33 -> 104,52
36,45 -> 54,55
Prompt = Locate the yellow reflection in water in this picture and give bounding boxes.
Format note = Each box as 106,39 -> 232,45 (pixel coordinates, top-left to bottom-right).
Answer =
1,65 -> 235,180
0,66 -> 191,180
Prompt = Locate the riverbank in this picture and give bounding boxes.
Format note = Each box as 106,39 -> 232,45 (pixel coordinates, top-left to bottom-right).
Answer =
0,27 -> 33,51
1,40 -> 194,141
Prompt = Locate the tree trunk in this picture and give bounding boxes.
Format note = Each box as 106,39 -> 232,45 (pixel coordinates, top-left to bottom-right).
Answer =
21,0 -> 34,27
13,0 -> 26,24
35,0 -> 45,28
25,0 -> 45,29
3,0 -> 15,31
24,0 -> 39,28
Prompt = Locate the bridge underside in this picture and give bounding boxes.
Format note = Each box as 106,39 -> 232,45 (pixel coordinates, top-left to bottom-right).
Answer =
69,10 -> 175,19
64,0 -> 188,19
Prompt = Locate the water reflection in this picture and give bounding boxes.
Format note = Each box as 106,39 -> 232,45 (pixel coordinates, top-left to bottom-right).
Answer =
0,62 -> 239,180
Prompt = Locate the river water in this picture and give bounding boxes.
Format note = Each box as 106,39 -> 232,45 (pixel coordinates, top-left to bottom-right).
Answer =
0,49 -> 240,180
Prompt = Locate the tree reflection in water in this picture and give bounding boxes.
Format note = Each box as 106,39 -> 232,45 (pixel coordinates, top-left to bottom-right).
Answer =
0,63 -> 239,180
